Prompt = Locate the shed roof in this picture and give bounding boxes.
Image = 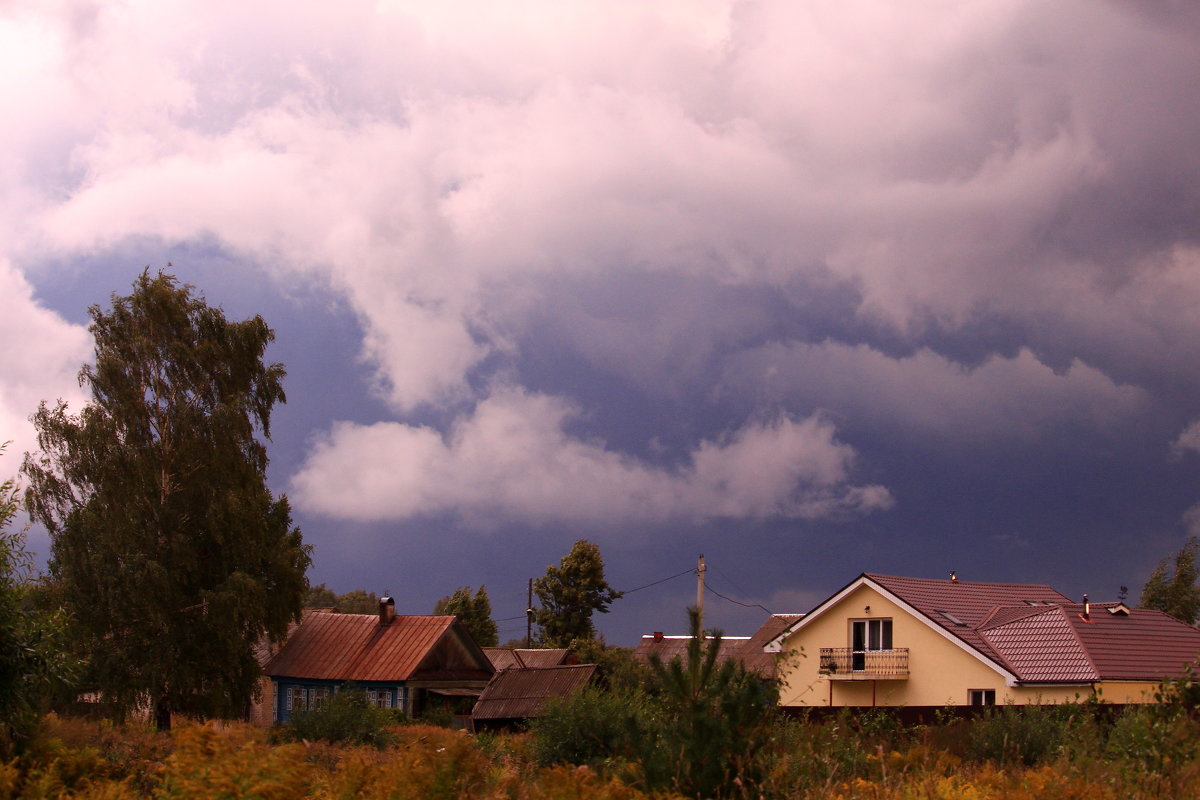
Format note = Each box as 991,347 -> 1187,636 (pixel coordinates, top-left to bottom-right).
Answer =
472,664 -> 597,720
264,611 -> 493,683
482,648 -> 574,670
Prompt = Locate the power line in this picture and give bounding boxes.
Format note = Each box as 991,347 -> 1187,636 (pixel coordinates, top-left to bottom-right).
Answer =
704,583 -> 771,614
619,567 -> 697,595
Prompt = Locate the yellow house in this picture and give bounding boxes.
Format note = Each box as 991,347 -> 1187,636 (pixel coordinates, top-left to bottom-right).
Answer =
766,573 -> 1200,710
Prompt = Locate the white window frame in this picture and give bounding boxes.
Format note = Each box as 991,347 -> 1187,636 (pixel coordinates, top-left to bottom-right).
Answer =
850,618 -> 893,671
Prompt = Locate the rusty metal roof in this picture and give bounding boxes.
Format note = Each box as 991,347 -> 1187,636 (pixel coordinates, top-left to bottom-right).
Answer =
472,664 -> 597,720
264,611 -> 493,682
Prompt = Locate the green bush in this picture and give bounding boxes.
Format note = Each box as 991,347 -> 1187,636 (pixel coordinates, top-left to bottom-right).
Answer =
284,688 -> 397,748
965,703 -> 1068,766
528,684 -> 653,770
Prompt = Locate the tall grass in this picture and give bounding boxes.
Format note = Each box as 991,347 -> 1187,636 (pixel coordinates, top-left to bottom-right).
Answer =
5,698 -> 1200,800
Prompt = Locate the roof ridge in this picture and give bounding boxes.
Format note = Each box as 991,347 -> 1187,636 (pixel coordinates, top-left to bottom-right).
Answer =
976,604 -> 1060,631
1060,605 -> 1102,679
864,572 -> 1067,592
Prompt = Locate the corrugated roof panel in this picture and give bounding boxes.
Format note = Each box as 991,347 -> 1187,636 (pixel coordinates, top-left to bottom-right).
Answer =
472,665 -> 597,720
263,612 -> 487,682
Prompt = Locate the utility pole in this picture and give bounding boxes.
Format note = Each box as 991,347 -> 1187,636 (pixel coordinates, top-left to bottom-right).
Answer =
696,553 -> 706,635
526,578 -> 534,649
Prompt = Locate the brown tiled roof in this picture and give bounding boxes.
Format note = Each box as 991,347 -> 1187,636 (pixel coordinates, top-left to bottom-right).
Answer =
264,612 -> 493,682
633,635 -> 749,668
472,664 -> 597,720
635,615 -> 804,679
1064,604 -> 1200,682
864,575 -> 1200,684
739,615 -> 805,679
979,606 -> 1098,682
866,573 -> 1071,674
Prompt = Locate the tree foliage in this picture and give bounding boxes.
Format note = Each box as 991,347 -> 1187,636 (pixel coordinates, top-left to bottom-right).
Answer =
1141,536 -> 1200,624
304,584 -> 379,614
0,448 -> 76,755
644,608 -> 778,797
534,539 -> 622,648
531,608 -> 777,798
433,586 -> 498,647
22,271 -> 311,730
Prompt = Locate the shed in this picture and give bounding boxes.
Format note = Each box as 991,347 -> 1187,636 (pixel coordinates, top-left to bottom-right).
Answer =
471,664 -> 597,731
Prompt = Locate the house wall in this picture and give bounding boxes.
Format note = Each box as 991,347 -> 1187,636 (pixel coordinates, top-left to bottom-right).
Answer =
248,676 -> 275,727
776,584 -> 1113,708
1092,681 -> 1159,704
272,678 -> 410,723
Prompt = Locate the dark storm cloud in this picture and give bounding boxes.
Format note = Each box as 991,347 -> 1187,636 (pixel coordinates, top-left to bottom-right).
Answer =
5,1 -> 1200,641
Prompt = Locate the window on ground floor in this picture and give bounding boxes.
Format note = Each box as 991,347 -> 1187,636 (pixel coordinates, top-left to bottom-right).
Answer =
365,689 -> 392,708
286,686 -> 308,712
968,689 -> 996,706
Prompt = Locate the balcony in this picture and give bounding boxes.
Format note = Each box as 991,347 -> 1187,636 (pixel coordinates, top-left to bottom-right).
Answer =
818,647 -> 909,680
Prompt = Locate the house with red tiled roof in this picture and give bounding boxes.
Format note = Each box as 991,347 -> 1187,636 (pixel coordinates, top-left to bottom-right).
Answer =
263,597 -> 494,723
766,573 -> 1200,710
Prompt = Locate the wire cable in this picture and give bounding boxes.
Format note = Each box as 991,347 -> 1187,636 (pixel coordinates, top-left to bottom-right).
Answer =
618,567 -> 697,595
704,583 -> 772,614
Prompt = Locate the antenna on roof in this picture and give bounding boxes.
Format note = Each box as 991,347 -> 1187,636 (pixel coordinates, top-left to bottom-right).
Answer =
1118,585 -> 1129,602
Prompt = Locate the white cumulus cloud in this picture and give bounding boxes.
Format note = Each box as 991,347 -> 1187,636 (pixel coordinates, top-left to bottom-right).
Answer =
0,260 -> 91,465
291,386 -> 892,528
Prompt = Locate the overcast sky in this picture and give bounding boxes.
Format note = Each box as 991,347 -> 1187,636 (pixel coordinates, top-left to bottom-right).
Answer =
5,0 -> 1200,645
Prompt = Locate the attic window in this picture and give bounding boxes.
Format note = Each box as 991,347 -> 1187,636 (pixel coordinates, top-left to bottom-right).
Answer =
1108,603 -> 1131,616
935,609 -> 967,627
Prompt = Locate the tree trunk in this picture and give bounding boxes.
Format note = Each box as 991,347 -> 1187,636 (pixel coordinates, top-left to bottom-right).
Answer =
155,695 -> 172,732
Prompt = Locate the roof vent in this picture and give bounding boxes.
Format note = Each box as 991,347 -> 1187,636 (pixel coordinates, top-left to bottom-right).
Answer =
950,571 -> 959,583
1108,603 -> 1131,616
379,595 -> 396,626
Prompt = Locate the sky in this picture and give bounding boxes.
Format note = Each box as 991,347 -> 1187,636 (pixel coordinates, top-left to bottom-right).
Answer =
4,0 -> 1200,647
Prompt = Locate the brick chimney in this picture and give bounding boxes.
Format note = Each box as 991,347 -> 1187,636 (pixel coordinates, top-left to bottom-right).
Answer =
653,631 -> 664,642
379,595 -> 396,626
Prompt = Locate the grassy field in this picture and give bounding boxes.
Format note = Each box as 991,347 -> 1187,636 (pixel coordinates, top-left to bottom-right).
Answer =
4,702 -> 1200,800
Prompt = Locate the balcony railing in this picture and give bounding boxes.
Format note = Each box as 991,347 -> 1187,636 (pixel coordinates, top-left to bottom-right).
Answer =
818,647 -> 909,679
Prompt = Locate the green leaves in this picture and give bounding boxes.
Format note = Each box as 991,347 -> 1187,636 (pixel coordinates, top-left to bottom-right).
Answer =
22,270 -> 311,729
533,539 -> 622,648
1141,536 -> 1200,624
433,586 -> 498,647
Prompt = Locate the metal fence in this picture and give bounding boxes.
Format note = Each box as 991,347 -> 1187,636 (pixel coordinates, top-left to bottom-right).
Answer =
818,647 -> 909,677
